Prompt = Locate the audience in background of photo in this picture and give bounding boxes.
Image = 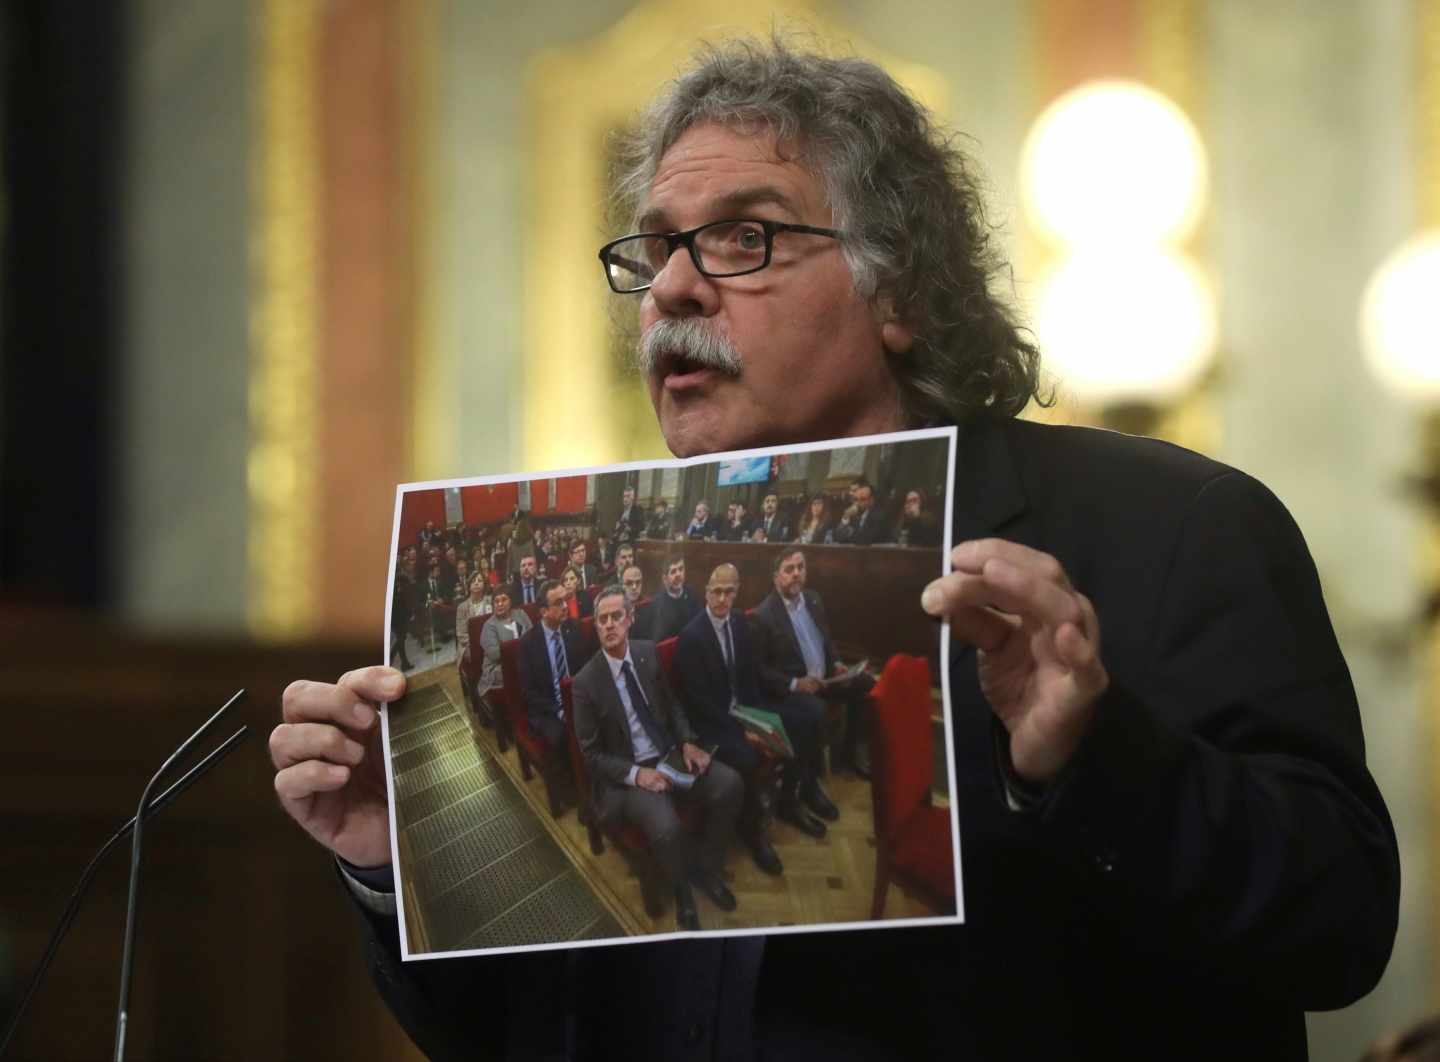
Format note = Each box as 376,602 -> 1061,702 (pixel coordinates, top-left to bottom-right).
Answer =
685,500 -> 718,541
645,497 -> 673,540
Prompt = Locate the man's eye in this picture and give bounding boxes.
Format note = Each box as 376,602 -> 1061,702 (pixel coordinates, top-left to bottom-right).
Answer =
735,226 -> 765,251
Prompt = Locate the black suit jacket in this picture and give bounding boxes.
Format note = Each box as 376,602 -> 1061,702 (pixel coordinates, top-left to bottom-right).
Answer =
684,515 -> 718,540
508,577 -> 542,607
715,515 -> 756,542
356,415 -> 1398,1061
757,512 -> 793,542
673,609 -> 764,739
517,619 -> 588,728
833,505 -> 892,545
749,588 -> 839,700
613,506 -> 646,544
571,639 -> 696,801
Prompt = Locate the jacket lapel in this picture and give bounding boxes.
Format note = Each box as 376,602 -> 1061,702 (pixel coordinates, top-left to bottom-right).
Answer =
763,595 -> 804,668
949,419 -> 1029,666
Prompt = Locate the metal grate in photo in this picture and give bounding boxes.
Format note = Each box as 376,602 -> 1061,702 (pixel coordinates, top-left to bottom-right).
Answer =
391,681 -> 625,951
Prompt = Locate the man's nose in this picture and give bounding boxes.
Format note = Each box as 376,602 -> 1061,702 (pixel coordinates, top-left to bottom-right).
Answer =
647,243 -> 720,318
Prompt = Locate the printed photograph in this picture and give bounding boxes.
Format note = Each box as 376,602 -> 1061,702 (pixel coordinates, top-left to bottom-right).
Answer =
382,428 -> 961,959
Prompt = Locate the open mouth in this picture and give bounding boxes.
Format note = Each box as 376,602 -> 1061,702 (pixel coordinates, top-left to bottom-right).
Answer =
657,352 -> 729,390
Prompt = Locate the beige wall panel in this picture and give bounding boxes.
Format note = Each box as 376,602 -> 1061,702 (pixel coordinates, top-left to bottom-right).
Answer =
1209,2 -> 1426,1056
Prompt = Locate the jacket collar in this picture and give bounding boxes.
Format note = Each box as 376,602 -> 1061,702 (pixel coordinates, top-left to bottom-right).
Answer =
951,417 -> 1027,543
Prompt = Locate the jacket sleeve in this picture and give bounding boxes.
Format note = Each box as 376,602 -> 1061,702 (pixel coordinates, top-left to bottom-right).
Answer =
479,618 -> 501,667
1031,470 -> 1399,1009
519,636 -> 553,721
343,868 -> 567,1061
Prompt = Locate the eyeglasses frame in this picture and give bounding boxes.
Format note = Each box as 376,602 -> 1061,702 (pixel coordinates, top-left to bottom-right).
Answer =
598,217 -> 845,294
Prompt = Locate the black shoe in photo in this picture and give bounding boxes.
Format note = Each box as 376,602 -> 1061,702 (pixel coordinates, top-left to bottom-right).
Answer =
777,798 -> 827,839
674,883 -> 700,931
750,836 -> 784,876
802,779 -> 840,822
690,869 -> 737,912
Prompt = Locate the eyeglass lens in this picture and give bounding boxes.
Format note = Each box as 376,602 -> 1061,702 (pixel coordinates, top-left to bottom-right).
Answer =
604,220 -> 769,291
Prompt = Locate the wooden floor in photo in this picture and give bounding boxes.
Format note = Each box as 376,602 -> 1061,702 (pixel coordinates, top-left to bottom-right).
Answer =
392,663 -> 948,952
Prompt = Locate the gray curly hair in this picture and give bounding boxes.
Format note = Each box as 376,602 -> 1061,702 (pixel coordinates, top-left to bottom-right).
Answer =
611,37 -> 1047,425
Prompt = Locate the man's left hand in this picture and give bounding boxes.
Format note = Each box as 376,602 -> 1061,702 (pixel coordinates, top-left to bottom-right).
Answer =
922,539 -> 1108,783
681,742 -> 712,775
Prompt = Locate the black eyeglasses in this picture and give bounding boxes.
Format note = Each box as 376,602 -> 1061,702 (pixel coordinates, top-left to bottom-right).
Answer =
598,218 -> 844,294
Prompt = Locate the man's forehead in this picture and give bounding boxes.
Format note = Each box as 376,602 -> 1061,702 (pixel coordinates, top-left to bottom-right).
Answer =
640,123 -> 824,231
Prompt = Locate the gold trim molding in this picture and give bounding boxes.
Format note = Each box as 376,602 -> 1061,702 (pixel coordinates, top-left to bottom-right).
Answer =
522,0 -> 948,469
1421,0 -> 1440,229
248,0 -> 318,639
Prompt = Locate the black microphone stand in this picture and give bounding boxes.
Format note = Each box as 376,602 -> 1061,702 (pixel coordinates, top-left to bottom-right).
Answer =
112,689 -> 248,1061
0,691 -> 250,1059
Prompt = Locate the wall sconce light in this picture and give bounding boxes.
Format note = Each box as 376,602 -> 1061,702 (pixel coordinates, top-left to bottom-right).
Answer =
1021,80 -> 1215,436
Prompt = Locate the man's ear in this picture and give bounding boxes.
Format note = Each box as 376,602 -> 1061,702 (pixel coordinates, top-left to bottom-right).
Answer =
874,294 -> 915,355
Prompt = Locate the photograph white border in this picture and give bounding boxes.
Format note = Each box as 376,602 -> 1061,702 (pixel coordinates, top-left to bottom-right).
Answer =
380,425 -> 963,961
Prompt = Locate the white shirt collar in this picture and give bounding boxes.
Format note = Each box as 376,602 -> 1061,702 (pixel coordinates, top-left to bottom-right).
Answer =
603,645 -> 635,680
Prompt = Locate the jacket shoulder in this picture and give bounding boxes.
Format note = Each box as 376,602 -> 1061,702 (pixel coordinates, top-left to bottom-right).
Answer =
999,417 -> 1237,500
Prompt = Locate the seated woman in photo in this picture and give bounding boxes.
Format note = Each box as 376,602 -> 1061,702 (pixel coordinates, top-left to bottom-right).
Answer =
560,566 -> 592,620
795,493 -> 834,545
477,585 -> 531,710
454,572 -> 493,656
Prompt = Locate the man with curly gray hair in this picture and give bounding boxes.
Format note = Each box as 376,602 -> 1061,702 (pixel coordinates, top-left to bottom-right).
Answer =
275,37 -> 1398,1061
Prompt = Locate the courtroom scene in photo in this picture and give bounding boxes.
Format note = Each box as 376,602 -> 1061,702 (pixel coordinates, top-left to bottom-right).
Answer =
382,430 -> 959,958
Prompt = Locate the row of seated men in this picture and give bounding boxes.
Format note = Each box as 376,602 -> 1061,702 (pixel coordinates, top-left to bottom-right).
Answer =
626,481 -> 943,548
455,546 -> 875,931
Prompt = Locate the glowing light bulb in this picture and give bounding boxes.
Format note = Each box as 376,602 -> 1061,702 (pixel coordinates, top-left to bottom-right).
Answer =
1021,80 -> 1207,247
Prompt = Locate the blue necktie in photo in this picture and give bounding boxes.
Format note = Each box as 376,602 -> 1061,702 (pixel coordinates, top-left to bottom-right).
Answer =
550,630 -> 568,710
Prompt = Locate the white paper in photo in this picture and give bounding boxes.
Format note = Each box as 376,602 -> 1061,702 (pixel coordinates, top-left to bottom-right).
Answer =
381,426 -> 963,962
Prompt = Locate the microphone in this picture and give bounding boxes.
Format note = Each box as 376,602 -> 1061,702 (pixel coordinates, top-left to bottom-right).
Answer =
0,694 -> 250,1059
113,689 -> 249,1061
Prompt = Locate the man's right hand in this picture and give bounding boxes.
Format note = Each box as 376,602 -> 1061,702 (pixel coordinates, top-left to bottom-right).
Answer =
271,666 -> 403,868
794,676 -> 824,695
635,767 -> 672,793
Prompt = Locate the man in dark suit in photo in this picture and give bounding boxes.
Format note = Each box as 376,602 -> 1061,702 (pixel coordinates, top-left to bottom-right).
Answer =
622,564 -> 653,641
757,492 -> 792,543
716,500 -> 756,542
517,579 -> 591,749
613,484 -> 646,546
831,480 -> 892,546
568,542 -> 600,590
649,554 -> 702,642
613,544 -> 636,583
751,547 -> 876,779
644,497 -> 674,539
674,563 -> 826,861
684,499 -> 718,540
508,553 -> 542,607
572,585 -> 744,931
417,519 -> 443,551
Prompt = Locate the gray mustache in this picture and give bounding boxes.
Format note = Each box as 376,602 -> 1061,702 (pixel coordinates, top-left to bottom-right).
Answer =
636,318 -> 743,376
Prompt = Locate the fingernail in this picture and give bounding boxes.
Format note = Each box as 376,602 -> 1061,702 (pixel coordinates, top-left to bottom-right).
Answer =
921,585 -> 943,614
384,671 -> 404,695
353,703 -> 376,726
